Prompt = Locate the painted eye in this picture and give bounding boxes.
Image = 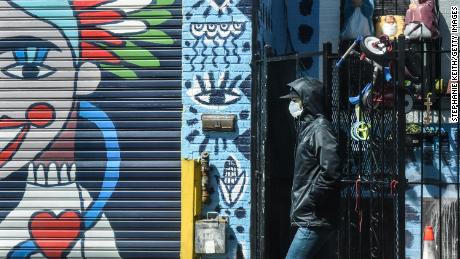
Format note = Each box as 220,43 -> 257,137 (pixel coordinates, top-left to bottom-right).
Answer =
193,23 -> 204,31
207,24 -> 217,31
194,88 -> 242,106
219,24 -> 229,30
233,23 -> 243,30
2,63 -> 56,80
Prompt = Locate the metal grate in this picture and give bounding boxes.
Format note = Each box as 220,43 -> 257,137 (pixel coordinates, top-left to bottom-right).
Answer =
325,38 -> 407,259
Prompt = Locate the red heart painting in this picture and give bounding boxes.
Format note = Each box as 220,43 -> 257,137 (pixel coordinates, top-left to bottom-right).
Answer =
30,211 -> 82,259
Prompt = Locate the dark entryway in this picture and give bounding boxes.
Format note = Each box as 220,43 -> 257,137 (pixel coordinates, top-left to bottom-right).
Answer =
264,59 -> 298,258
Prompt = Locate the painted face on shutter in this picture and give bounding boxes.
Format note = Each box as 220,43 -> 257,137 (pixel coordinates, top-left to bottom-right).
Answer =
0,1 -> 99,178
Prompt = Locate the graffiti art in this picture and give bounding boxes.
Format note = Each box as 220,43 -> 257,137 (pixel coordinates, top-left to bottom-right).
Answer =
186,71 -> 243,108
0,0 -> 175,257
218,155 -> 246,207
189,22 -> 246,69
182,0 -> 252,256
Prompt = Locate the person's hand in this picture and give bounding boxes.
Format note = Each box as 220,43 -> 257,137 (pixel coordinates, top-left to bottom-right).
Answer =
409,3 -> 418,10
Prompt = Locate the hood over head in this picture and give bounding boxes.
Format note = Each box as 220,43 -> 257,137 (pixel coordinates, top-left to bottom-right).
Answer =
287,76 -> 325,116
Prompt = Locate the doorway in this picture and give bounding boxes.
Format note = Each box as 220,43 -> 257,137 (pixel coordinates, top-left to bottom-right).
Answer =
264,59 -> 298,258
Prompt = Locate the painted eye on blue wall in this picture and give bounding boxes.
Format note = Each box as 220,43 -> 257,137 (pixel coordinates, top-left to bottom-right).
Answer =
186,71 -> 243,108
194,87 -> 241,106
2,63 -> 56,80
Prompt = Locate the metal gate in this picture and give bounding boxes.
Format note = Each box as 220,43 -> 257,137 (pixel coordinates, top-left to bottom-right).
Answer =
254,38 -> 407,258
326,38 -> 407,259
0,0 -> 182,258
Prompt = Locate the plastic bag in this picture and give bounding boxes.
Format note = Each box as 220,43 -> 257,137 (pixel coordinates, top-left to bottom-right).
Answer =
341,7 -> 371,39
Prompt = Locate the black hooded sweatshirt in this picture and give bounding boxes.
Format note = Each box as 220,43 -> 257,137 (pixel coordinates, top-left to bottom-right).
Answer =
288,77 -> 341,229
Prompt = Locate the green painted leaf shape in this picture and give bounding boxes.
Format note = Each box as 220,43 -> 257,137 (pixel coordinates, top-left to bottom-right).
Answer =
99,64 -> 138,79
136,29 -> 174,45
112,41 -> 160,67
156,0 -> 175,6
131,9 -> 172,24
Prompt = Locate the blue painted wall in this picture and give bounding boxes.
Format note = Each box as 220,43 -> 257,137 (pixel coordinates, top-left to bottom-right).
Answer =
405,123 -> 459,258
404,1 -> 458,257
182,0 -> 252,257
257,0 -> 340,78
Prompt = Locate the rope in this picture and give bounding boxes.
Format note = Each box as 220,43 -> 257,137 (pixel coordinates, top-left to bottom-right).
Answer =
355,177 -> 363,233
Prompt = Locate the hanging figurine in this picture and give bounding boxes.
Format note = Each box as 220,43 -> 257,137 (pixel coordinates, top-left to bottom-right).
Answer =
341,0 -> 375,40
404,0 -> 439,39
375,15 -> 406,39
424,93 -> 433,125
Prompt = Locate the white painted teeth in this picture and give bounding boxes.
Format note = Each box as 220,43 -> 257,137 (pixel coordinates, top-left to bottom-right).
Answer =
61,164 -> 68,178
36,165 -> 45,185
28,163 -> 35,182
26,163 -> 76,186
47,163 -> 58,185
70,164 -> 76,182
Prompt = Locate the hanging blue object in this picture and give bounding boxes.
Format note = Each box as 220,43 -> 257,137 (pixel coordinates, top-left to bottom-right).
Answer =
349,82 -> 373,105
384,67 -> 392,82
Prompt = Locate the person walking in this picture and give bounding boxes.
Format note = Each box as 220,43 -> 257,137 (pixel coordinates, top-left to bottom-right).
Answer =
281,77 -> 342,259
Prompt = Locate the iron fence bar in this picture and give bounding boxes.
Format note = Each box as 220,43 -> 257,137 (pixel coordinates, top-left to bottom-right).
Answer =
253,51 -> 324,63
382,50 -> 388,259
418,38 -> 425,259
358,53 -> 363,259
434,39 -> 443,259
253,44 -> 271,259
347,50 -> 352,259
323,42 -> 332,121
457,97 -> 460,259
407,182 -> 460,185
397,35 -> 407,259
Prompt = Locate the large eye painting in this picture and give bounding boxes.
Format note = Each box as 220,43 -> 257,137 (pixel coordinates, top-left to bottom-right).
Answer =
186,71 -> 243,108
1,48 -> 56,80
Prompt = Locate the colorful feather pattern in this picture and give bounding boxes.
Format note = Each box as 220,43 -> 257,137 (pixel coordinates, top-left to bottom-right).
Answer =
72,0 -> 175,78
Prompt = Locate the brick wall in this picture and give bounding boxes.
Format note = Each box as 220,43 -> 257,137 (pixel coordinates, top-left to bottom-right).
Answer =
182,0 -> 252,257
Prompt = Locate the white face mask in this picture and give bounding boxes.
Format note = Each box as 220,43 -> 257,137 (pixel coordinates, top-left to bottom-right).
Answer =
382,22 -> 397,37
289,101 -> 303,118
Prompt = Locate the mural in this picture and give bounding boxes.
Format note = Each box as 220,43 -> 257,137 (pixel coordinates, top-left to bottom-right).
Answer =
0,0 -> 176,258
218,155 -> 247,207
405,121 -> 459,258
182,0 -> 252,257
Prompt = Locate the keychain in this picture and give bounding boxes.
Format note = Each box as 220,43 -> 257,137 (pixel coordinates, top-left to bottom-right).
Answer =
423,93 -> 432,125
351,105 -> 371,141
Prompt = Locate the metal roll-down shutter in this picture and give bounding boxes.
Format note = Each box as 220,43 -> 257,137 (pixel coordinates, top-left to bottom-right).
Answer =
0,0 -> 182,257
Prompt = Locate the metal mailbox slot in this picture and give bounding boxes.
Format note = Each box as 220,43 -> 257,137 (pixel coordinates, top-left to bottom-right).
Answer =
201,114 -> 236,132
195,213 -> 228,254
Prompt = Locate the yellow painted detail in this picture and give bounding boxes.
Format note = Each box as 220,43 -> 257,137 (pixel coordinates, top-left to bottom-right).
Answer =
180,159 -> 202,259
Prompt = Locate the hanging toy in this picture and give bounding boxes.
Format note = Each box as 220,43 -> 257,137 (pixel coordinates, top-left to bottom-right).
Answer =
405,94 -> 414,113
423,93 -> 433,125
337,35 -> 393,110
351,105 -> 371,141
360,35 -> 393,64
434,78 -> 445,95
404,0 -> 439,39
341,0 -> 375,40
349,82 -> 373,105
375,15 -> 406,40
